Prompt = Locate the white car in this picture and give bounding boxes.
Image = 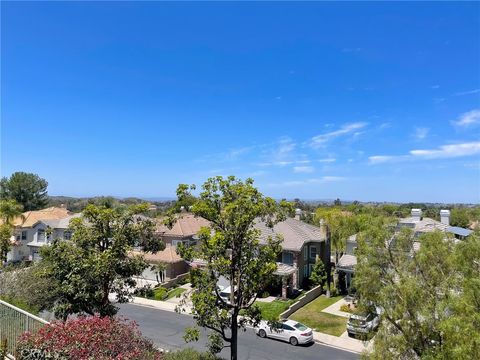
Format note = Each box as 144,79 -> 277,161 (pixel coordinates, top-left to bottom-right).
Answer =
255,319 -> 313,346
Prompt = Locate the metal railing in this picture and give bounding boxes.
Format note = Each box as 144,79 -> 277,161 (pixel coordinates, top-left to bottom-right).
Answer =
0,300 -> 48,358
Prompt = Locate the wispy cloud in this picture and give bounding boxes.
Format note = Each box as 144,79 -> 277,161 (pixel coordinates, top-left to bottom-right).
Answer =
412,127 -> 429,140
454,89 -> 480,96
308,122 -> 368,148
431,85 -> 440,89
369,141 -> 480,164
266,176 -> 345,188
293,166 -> 315,173
318,158 -> 336,163
453,109 -> 480,127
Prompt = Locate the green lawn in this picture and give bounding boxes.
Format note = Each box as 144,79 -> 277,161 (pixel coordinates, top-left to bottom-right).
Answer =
253,293 -> 305,321
164,287 -> 186,300
289,295 -> 347,337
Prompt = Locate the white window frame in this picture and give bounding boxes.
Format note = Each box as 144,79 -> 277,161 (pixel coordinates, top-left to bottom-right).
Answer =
303,246 -> 308,260
310,245 -> 317,260
309,264 -> 314,274
303,264 -> 308,277
282,251 -> 294,265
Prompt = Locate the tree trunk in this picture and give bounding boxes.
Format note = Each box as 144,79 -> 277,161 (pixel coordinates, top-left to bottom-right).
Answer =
230,314 -> 238,360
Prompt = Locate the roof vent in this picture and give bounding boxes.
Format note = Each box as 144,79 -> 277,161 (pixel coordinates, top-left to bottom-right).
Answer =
440,209 -> 450,226
294,208 -> 302,220
411,209 -> 422,221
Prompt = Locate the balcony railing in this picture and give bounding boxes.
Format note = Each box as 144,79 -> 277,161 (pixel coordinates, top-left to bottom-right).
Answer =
0,300 -> 49,359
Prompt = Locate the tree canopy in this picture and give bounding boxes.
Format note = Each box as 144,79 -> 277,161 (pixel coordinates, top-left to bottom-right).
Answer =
176,176 -> 291,360
0,172 -> 48,211
39,203 -> 163,319
355,219 -> 480,359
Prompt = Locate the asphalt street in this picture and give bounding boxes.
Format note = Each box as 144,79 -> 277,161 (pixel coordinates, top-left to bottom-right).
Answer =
118,303 -> 359,360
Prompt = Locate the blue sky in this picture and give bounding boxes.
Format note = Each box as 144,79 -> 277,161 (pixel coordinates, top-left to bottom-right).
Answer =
1,2 -> 479,203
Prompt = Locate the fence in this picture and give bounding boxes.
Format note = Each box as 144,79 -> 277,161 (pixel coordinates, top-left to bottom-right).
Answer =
0,300 -> 48,359
279,284 -> 324,319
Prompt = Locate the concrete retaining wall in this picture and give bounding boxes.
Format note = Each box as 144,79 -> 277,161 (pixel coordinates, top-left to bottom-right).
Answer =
161,272 -> 189,289
279,285 -> 323,319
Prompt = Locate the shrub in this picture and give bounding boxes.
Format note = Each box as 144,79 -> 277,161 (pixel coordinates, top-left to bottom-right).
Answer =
16,316 -> 162,360
259,291 -> 270,298
164,348 -> 219,360
134,285 -> 155,298
154,287 -> 168,300
340,304 -> 353,313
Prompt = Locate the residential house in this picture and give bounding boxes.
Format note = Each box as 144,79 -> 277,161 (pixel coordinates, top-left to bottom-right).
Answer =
135,213 -> 210,283
254,209 -> 331,298
8,206 -> 80,262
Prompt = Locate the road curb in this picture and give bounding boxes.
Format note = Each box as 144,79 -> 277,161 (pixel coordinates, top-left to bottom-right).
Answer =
313,339 -> 363,355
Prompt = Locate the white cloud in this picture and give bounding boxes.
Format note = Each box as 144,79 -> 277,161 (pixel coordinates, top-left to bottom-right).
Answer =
454,89 -> 480,96
318,158 -> 336,163
309,122 -> 368,148
431,85 -> 440,89
293,166 -> 315,173
453,109 -> 480,127
410,142 -> 480,159
369,141 -> 480,164
412,127 -> 429,140
267,176 -> 345,188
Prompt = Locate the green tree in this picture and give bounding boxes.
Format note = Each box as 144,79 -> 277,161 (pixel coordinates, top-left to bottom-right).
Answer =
0,224 -> 12,266
356,219 -> 480,359
39,204 -> 163,319
0,199 -> 25,265
309,258 -> 327,287
176,176 -> 290,360
0,172 -> 48,211
315,208 -> 357,263
450,208 -> 470,228
151,262 -> 167,284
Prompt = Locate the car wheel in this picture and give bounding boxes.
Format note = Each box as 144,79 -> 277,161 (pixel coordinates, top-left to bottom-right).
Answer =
258,329 -> 267,338
289,337 -> 298,346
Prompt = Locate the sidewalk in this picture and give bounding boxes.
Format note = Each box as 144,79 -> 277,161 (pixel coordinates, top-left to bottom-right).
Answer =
321,297 -> 352,318
132,296 -> 193,313
313,330 -> 369,354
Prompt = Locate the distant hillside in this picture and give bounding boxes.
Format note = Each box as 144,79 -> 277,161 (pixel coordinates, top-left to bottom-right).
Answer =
48,195 -> 174,213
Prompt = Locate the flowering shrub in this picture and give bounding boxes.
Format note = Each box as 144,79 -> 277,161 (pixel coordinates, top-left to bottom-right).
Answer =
16,316 -> 163,360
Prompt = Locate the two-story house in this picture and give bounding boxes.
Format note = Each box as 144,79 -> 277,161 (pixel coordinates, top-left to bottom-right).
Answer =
254,210 -> 331,297
8,206 -> 80,262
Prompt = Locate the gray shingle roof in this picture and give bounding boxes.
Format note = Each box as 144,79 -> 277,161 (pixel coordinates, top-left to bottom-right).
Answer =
253,217 -> 326,252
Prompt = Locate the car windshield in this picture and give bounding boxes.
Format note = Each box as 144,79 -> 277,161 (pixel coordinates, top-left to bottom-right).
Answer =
293,323 -> 308,331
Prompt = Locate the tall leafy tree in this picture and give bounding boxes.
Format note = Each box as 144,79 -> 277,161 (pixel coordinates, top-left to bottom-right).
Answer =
315,208 -> 357,263
176,176 -> 291,360
0,199 -> 25,265
355,219 -> 480,359
0,172 -> 48,211
39,204 -> 163,319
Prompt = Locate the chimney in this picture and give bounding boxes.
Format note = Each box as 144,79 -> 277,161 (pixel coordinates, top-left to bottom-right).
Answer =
411,209 -> 422,221
440,209 -> 450,226
294,208 -> 302,220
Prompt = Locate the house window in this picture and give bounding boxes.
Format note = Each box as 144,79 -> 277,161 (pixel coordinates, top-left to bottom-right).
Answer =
310,246 -> 317,260
282,252 -> 294,265
21,231 -> 27,240
37,230 -> 45,242
303,246 -> 308,260
64,231 -> 72,240
172,240 -> 183,246
309,264 -> 314,274
303,264 -> 308,277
